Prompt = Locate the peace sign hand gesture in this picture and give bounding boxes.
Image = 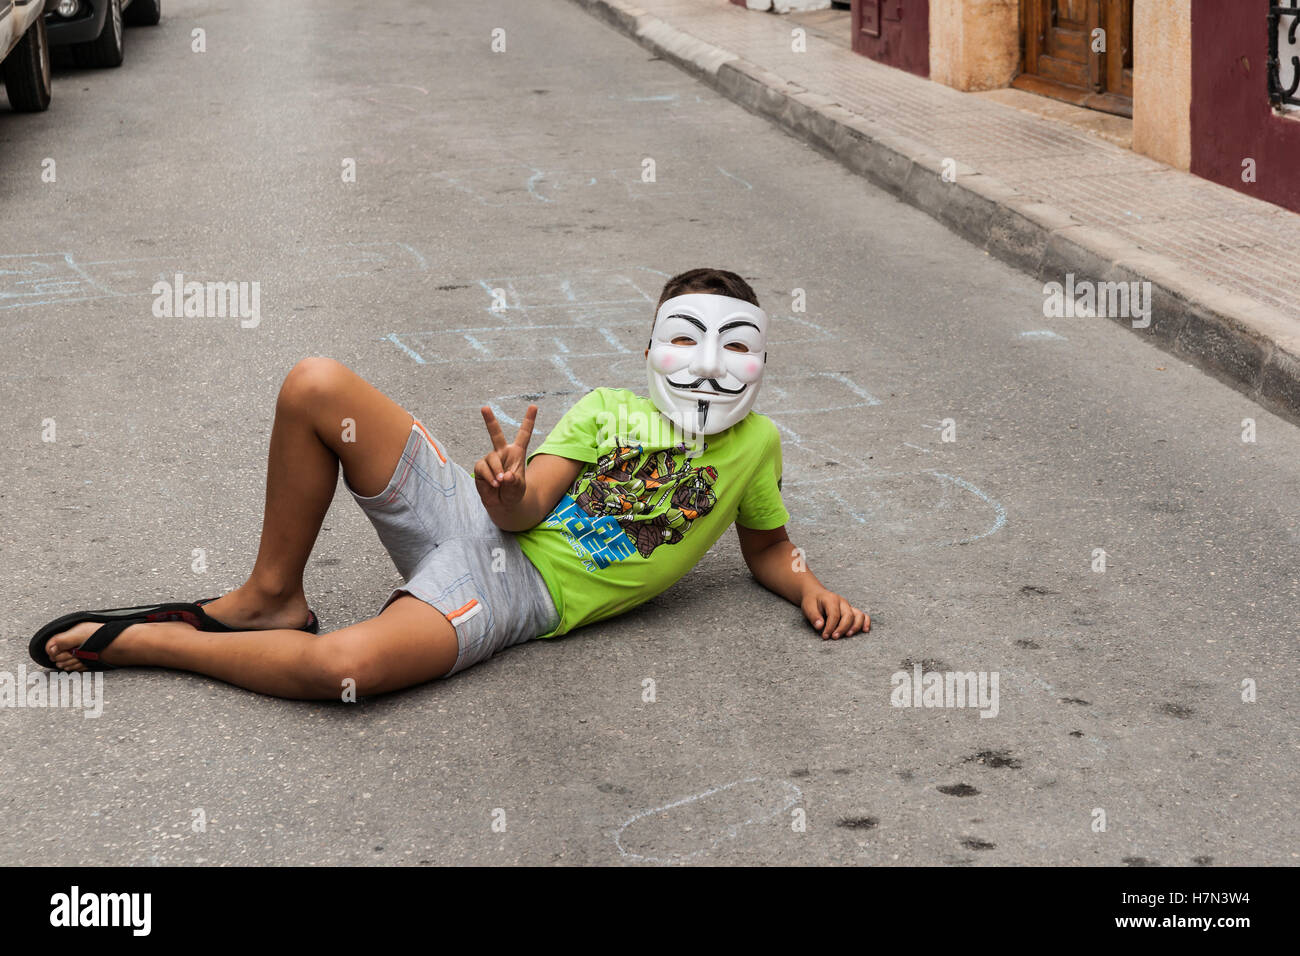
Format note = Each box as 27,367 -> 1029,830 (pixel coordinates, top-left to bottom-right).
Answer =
473,404 -> 538,509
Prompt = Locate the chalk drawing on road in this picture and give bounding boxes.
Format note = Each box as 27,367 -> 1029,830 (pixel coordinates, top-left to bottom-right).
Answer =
614,777 -> 803,865
0,243 -> 429,311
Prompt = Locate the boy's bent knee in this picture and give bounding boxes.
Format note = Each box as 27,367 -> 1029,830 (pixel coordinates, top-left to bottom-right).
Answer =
278,357 -> 353,414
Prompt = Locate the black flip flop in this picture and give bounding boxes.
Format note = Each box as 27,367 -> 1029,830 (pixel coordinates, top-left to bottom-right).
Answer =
28,600 -> 320,670
194,597 -> 319,635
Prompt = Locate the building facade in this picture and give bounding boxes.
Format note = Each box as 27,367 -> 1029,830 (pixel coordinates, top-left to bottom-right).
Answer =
830,1 -> 1300,213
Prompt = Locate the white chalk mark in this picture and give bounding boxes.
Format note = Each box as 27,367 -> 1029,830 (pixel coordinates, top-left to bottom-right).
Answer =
560,279 -> 576,301
811,372 -> 880,404
768,371 -> 881,413
777,312 -> 832,336
902,442 -> 932,454
385,333 -> 426,365
716,166 -> 753,190
614,777 -> 803,865
1019,330 -> 1067,340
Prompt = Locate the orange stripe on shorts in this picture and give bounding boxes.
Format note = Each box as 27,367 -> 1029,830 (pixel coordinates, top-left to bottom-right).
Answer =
412,420 -> 446,463
446,599 -> 480,627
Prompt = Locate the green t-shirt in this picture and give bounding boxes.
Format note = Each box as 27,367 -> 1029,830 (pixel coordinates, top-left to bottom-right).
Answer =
517,387 -> 790,638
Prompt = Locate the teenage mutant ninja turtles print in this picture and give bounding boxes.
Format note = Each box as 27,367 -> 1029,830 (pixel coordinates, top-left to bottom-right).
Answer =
572,442 -> 718,558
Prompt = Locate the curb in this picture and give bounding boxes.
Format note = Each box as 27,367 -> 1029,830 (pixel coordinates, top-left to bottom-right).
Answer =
568,0 -> 1300,426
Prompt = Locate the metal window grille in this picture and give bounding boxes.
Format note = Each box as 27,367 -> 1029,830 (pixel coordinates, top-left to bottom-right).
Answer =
1269,1 -> 1300,108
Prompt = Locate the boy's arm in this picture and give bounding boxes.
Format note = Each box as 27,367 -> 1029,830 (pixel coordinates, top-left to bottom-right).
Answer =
736,523 -> 870,640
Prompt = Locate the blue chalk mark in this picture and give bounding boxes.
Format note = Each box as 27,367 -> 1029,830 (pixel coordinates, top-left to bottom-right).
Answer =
463,333 -> 491,355
826,489 -> 868,524
771,419 -> 803,444
560,279 -> 576,301
486,402 -> 519,427
385,333 -> 426,365
929,472 -> 1007,545
551,355 -> 589,391
599,328 -> 631,353
526,167 -> 553,203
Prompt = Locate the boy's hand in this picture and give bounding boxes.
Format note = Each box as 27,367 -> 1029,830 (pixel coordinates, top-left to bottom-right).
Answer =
473,405 -> 537,509
801,588 -> 869,640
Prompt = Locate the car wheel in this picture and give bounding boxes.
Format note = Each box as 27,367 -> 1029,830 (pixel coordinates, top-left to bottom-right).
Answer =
72,0 -> 125,68
3,16 -> 53,112
124,0 -> 161,27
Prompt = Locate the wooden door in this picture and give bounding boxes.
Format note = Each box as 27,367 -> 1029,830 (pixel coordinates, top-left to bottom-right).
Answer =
1016,0 -> 1133,116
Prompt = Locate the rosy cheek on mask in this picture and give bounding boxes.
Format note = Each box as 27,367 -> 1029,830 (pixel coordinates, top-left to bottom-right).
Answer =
650,347 -> 682,373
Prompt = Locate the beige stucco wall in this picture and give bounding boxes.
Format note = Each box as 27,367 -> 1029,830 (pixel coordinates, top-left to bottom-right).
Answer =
929,0 -> 1020,92
1132,0 -> 1192,170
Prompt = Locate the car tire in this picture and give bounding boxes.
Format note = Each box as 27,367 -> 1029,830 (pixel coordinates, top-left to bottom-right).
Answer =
3,16 -> 53,112
72,0 -> 125,68
124,0 -> 161,27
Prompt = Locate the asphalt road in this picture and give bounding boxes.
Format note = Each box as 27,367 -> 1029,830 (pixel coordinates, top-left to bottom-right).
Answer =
0,0 -> 1296,866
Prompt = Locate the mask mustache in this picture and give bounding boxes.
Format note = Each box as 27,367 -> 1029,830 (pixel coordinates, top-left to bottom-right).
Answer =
665,376 -> 747,395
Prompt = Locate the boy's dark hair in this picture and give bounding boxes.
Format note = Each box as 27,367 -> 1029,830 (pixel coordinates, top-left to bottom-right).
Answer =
656,268 -> 760,310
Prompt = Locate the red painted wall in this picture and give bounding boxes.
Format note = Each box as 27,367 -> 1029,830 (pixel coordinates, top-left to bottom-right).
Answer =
851,0 -> 929,78
1191,0 -> 1300,213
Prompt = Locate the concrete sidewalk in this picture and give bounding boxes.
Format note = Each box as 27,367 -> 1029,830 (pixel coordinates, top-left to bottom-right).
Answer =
570,0 -> 1300,425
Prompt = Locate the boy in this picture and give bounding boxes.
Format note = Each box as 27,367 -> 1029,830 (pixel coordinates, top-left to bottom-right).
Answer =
31,269 -> 869,698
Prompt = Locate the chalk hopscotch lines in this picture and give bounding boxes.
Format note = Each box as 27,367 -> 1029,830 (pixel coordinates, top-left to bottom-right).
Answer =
0,243 -> 428,312
383,269 -> 837,367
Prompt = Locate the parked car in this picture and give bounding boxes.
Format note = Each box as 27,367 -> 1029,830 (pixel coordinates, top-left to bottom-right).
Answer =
44,0 -> 159,69
1,0 -> 56,111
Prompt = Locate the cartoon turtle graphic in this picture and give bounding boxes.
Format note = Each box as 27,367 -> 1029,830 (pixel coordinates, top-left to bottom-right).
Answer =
574,443 -> 719,558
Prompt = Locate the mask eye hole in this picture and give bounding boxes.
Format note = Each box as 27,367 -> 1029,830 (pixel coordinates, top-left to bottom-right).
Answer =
723,342 -> 749,353
670,336 -> 697,346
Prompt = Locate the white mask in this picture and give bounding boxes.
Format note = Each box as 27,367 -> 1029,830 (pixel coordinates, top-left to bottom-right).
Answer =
646,293 -> 768,436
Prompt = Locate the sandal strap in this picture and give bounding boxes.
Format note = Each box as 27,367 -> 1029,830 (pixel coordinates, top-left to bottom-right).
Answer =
72,619 -> 138,666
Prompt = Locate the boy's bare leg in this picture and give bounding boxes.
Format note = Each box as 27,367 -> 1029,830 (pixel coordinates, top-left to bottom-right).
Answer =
44,596 -> 458,698
200,357 -> 417,629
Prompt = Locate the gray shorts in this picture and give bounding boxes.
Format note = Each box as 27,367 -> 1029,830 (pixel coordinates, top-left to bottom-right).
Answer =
348,420 -> 559,676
